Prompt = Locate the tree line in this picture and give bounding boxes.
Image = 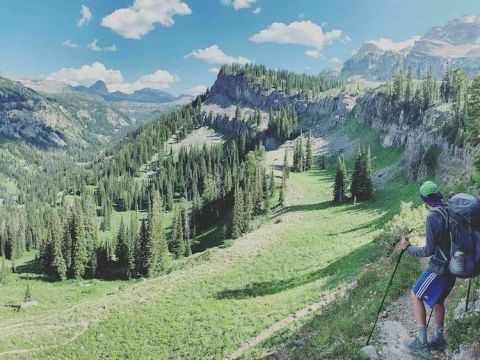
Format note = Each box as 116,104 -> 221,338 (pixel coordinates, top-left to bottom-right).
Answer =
220,63 -> 345,97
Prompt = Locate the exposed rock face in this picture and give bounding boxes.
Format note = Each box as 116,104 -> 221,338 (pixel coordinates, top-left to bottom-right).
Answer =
340,15 -> 480,80
205,72 -> 479,185
341,44 -> 405,81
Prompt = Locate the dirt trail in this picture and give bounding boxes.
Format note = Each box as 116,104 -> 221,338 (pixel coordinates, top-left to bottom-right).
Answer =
0,321 -> 89,358
368,258 -> 457,360
225,284 -> 353,360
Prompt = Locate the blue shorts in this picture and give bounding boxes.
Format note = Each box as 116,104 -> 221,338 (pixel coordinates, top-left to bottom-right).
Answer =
412,270 -> 456,308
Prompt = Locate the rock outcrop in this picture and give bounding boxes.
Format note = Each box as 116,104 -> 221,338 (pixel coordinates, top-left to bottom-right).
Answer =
204,71 -> 479,185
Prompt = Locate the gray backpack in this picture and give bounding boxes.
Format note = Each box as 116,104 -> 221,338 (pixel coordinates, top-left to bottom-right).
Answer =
441,193 -> 480,278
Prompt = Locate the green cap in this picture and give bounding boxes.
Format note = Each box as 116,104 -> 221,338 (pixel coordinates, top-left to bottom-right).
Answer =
419,181 -> 439,197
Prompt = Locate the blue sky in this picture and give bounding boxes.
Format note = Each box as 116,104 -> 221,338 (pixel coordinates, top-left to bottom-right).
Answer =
1,0 -> 480,96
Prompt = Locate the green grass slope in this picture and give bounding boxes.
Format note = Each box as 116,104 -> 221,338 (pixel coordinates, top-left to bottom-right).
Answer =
0,134 -> 420,359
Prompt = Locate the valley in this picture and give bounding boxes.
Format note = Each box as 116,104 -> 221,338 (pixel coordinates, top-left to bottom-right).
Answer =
3,9 -> 480,359
0,132 -> 418,359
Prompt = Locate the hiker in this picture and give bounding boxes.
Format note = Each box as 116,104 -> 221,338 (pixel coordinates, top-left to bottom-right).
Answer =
399,181 -> 456,354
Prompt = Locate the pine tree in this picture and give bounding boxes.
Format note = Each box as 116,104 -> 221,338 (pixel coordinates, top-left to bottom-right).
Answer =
465,75 -> 480,143
333,154 -> 347,204
182,197 -> 191,257
269,167 -> 277,200
82,192 -> 99,277
235,106 -> 242,121
231,185 -> 244,239
283,150 -> 290,178
49,209 -> 67,280
305,131 -> 313,170
393,70 -> 405,102
146,191 -> 170,277
262,170 -> 270,214
136,219 -> 149,276
405,67 -> 414,103
115,218 -> 131,278
128,210 -> 139,264
350,147 -> 364,201
254,167 -> 264,216
298,136 -> 305,171
71,204 -> 87,279
171,208 -> 185,258
440,67 -> 452,102
363,145 -> 374,200
255,108 -> 261,127
279,173 -> 287,206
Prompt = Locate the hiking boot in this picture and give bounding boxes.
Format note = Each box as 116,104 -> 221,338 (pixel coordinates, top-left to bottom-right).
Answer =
404,337 -> 430,354
429,338 -> 447,352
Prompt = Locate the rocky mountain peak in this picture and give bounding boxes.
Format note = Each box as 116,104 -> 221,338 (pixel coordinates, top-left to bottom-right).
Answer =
89,80 -> 109,95
340,15 -> 480,80
411,14 -> 480,58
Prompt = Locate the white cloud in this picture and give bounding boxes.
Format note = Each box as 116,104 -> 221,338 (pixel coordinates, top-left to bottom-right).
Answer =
367,36 -> 420,51
250,21 -> 342,49
185,44 -> 252,65
62,40 -> 79,48
101,0 -> 192,40
77,5 -> 92,27
341,35 -> 352,44
186,84 -> 208,96
88,39 -> 119,52
253,7 -> 261,14
208,67 -> 220,74
330,57 -> 342,63
48,62 -> 178,94
298,13 -> 305,19
49,62 -> 123,88
305,50 -> 321,58
110,70 -> 178,93
221,0 -> 257,10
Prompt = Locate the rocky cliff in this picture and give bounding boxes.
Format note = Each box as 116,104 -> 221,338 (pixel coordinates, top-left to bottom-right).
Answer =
204,71 -> 478,185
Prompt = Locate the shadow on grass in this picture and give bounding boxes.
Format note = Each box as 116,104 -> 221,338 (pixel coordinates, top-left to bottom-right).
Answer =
272,200 -> 333,218
216,240 -> 380,300
16,258 -> 55,282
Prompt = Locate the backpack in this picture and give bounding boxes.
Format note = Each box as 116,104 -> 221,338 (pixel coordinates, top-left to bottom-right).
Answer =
439,193 -> 480,278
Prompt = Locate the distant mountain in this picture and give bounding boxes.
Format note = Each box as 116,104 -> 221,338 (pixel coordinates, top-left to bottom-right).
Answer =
75,80 -> 179,104
0,76 -> 131,148
89,80 -> 110,96
340,15 -> 480,80
2,76 -> 192,149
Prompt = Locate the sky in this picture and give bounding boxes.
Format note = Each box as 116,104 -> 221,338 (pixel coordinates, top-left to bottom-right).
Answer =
1,0 -> 480,96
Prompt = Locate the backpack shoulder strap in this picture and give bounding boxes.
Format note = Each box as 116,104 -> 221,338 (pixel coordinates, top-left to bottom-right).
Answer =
431,206 -> 449,226
430,206 -> 450,262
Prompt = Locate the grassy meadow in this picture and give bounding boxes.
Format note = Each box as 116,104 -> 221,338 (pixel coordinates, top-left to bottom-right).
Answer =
0,132 -> 424,359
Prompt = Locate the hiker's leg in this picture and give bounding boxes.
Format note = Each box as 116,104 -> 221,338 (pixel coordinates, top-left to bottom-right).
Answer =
433,303 -> 445,328
410,290 -> 428,346
433,303 -> 445,341
411,290 -> 427,326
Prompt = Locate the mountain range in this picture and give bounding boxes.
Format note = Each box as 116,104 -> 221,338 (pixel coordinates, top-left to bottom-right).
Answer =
74,80 -> 187,104
340,15 -> 480,80
0,77 -> 192,148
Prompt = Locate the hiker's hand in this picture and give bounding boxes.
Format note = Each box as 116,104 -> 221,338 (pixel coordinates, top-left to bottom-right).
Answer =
400,236 -> 411,250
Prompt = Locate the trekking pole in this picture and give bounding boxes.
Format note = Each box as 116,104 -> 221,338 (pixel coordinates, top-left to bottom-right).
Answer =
465,278 -> 472,312
426,307 -> 433,328
366,248 -> 406,346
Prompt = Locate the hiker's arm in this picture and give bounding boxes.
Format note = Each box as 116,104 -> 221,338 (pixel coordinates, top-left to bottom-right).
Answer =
406,216 -> 436,257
